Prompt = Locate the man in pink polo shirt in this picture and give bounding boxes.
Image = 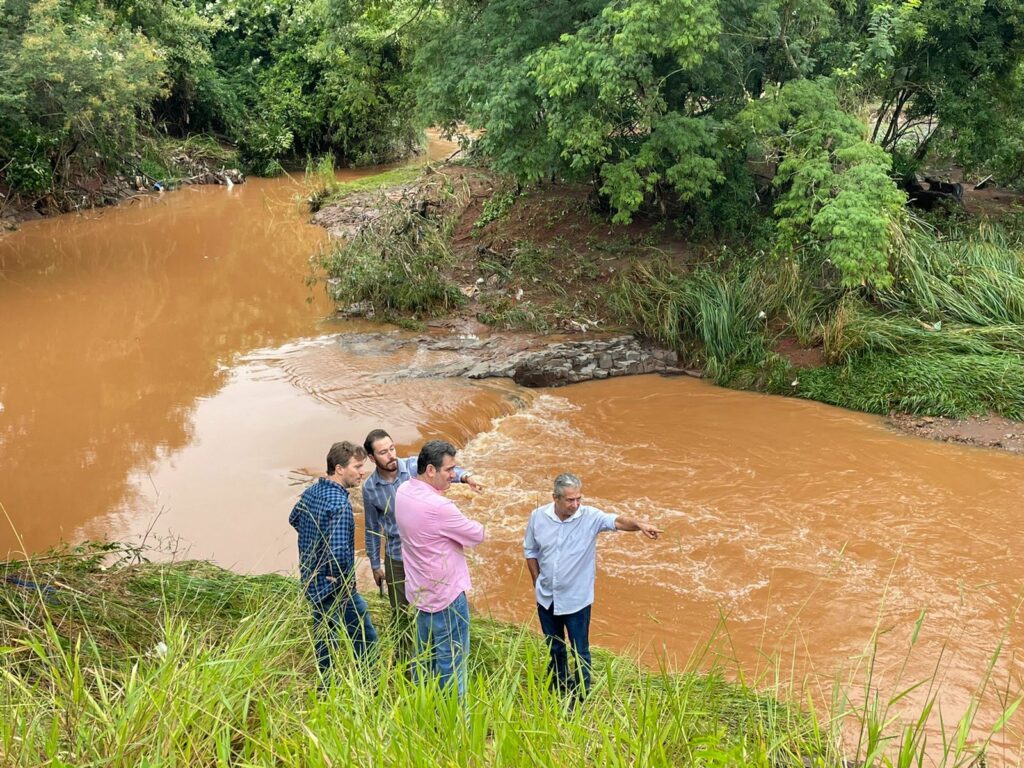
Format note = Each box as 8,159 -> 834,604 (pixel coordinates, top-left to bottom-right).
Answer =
395,439 -> 485,699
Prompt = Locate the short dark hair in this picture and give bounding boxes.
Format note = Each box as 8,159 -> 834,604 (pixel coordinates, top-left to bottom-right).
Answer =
363,429 -> 391,456
327,441 -> 367,474
417,439 -> 457,475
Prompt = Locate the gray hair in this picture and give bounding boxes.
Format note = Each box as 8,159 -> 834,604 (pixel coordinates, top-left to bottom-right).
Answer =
552,473 -> 582,497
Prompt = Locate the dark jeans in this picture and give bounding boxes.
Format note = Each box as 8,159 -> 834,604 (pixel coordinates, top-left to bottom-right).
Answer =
311,590 -> 378,679
537,602 -> 592,696
384,555 -> 413,660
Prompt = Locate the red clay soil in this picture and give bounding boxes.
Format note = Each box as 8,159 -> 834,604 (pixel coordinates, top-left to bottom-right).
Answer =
923,166 -> 1024,217
442,166 -> 695,318
773,336 -> 825,369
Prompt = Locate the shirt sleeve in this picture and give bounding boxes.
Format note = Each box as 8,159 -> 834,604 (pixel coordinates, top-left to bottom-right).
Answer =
326,501 -> 355,585
523,512 -> 539,559
441,500 -> 485,548
591,507 -> 618,534
400,456 -> 420,476
362,482 -> 383,571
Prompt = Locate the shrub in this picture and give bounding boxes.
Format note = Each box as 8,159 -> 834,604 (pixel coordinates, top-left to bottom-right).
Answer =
0,0 -> 166,191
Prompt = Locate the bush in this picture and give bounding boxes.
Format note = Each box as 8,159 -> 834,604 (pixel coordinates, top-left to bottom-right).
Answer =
319,179 -> 467,318
0,0 -> 166,192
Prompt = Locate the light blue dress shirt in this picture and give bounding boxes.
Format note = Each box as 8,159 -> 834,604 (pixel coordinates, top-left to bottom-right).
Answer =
523,503 -> 617,615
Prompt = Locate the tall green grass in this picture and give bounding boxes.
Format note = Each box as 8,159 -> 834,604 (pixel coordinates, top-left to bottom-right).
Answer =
606,257 -> 822,386
795,221 -> 1024,417
794,352 -> 1024,418
1,545 -> 1015,767
881,222 -> 1024,326
606,259 -> 772,384
606,218 -> 1024,419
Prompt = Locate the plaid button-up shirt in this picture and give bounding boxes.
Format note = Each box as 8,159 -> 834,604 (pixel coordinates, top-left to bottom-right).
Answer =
289,477 -> 355,605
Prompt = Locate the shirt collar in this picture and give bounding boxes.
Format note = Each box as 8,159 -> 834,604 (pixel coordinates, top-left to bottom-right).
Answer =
368,462 -> 411,487
319,476 -> 349,497
542,503 -> 581,523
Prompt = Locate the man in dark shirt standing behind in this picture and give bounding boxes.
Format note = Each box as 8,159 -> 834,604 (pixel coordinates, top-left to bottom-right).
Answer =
289,441 -> 378,682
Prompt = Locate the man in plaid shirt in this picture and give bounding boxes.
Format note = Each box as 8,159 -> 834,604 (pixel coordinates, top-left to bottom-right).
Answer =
290,441 -> 378,679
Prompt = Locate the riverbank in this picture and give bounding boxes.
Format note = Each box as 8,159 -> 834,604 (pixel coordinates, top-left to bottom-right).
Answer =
0,544 -> 1005,766
0,136 -> 245,230
313,164 -> 1024,452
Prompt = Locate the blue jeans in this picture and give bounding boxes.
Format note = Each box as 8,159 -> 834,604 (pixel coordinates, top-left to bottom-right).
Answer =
537,602 -> 592,696
415,591 -> 470,699
312,590 -> 378,678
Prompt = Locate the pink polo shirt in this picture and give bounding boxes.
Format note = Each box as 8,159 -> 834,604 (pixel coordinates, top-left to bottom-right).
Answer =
394,477 -> 486,613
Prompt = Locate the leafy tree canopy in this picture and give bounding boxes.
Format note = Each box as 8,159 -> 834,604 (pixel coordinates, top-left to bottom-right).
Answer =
414,0 -> 1024,286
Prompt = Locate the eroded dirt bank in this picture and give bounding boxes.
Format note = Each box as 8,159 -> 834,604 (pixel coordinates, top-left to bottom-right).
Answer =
1,145 -> 247,230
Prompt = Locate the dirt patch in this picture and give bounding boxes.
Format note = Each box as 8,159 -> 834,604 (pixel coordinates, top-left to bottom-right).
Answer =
773,336 -> 824,369
434,167 -> 700,336
913,166 -> 1024,218
888,413 -> 1024,454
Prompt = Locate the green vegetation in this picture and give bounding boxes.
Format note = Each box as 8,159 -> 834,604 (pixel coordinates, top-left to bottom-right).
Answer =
794,352 -> 1024,419
320,164 -> 424,199
414,0 -> 1024,289
303,157 -> 425,214
0,0 -> 420,205
603,217 -> 1024,419
1,545 -> 1015,766
1,0 -> 165,197
318,172 -> 468,320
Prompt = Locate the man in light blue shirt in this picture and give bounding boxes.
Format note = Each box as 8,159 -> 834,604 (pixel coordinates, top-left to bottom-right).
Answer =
362,429 -> 481,658
523,472 -> 660,699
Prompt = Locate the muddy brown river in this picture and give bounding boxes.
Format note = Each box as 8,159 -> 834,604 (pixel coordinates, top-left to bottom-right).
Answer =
2,148 -> 1024,761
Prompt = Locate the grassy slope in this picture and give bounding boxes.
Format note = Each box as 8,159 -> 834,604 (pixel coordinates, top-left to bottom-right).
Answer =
0,545 -> 1009,767
1,545 -> 813,767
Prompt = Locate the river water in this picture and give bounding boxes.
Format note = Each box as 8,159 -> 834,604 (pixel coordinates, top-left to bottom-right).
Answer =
2,149 -> 1024,760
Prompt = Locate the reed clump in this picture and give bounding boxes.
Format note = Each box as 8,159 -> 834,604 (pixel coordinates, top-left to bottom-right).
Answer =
607,218 -> 1024,419
1,544 -> 1012,767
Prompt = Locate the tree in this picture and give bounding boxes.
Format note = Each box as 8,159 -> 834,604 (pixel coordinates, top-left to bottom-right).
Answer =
0,0 -> 166,192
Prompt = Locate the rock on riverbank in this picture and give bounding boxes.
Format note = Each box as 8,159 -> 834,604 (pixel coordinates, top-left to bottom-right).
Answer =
336,331 -> 684,387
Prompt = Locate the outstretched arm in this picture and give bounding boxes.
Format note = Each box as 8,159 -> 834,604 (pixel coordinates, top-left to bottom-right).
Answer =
614,516 -> 661,539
